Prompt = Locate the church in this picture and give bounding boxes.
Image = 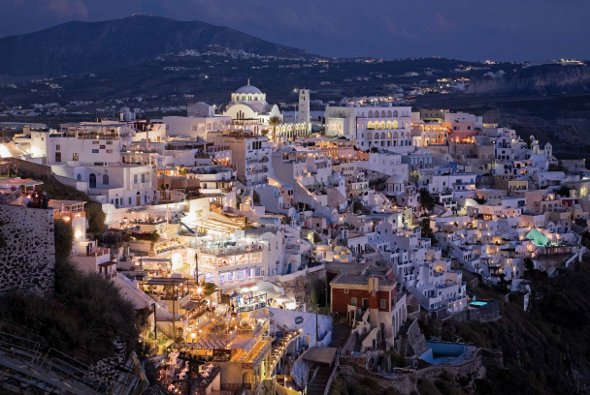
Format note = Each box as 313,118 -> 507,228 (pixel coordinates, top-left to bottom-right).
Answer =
223,80 -> 283,125
223,81 -> 312,141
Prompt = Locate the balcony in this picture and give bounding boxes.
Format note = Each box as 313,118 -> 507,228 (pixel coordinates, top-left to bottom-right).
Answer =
199,244 -> 263,258
236,323 -> 263,337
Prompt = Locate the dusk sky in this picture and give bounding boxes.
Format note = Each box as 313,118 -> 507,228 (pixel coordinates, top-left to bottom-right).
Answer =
0,0 -> 588,61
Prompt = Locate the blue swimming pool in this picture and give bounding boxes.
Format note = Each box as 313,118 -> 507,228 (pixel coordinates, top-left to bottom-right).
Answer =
470,300 -> 488,307
419,342 -> 467,365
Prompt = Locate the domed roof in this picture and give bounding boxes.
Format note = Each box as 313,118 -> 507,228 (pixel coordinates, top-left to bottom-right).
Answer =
387,174 -> 404,184
235,83 -> 263,95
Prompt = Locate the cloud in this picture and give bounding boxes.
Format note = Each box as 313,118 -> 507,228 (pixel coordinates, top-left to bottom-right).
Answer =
41,0 -> 88,18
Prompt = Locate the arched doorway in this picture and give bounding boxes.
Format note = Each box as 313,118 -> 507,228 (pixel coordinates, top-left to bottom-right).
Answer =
89,173 -> 96,188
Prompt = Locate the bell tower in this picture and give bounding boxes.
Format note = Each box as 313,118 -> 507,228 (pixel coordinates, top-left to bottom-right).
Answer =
297,89 -> 310,124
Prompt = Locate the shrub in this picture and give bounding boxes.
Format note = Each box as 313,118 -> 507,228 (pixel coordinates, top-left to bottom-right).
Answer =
54,219 -> 73,263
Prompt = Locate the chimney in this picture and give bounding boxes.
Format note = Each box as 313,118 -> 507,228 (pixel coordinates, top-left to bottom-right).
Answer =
368,276 -> 380,327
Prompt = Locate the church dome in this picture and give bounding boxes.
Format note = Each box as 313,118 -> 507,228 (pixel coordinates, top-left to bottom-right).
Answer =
235,84 -> 263,95
387,174 -> 404,184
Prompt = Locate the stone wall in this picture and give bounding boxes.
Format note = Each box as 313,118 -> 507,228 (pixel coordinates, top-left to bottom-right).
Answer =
277,266 -> 327,307
451,300 -> 501,322
0,204 -> 55,295
338,359 -> 418,395
395,317 -> 427,358
9,158 -> 53,179
339,346 -> 484,395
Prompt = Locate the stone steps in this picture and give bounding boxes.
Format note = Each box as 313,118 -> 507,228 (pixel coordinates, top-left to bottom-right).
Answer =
307,364 -> 331,395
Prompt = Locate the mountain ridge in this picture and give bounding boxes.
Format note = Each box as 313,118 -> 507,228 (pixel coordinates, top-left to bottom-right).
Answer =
0,15 -> 310,76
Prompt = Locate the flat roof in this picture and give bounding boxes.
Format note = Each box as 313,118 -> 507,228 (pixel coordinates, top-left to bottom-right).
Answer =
302,347 -> 337,365
0,177 -> 43,188
48,199 -> 86,207
330,272 -> 395,288
145,277 -> 189,286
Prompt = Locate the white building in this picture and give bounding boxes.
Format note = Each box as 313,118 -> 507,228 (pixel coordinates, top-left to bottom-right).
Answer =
163,102 -> 231,140
223,81 -> 282,126
211,131 -> 271,187
324,104 -> 413,153
23,121 -> 158,216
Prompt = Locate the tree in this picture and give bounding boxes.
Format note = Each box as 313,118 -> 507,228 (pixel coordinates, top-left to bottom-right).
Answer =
473,196 -> 487,205
0,251 -> 138,363
352,199 -> 365,214
268,116 -> 281,142
54,220 -> 74,263
419,218 -> 434,240
556,185 -> 571,198
86,202 -> 106,234
419,188 -> 436,211
524,257 -> 535,271
202,282 -> 217,296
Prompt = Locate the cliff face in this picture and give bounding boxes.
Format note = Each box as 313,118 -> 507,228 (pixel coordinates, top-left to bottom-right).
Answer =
467,65 -> 590,94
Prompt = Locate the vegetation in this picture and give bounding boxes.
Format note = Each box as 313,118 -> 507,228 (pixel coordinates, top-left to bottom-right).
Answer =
331,371 -> 400,395
0,219 -> 140,363
369,176 -> 388,191
473,196 -> 487,205
416,373 -> 470,395
201,282 -> 217,297
54,219 -> 73,262
418,188 -> 436,211
352,198 -> 369,214
556,185 -> 571,198
419,218 -> 435,241
420,261 -> 590,395
27,174 -> 106,234
268,116 -> 281,141
130,231 -> 160,243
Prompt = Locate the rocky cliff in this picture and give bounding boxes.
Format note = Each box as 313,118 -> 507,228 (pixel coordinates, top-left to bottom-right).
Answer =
467,64 -> 590,94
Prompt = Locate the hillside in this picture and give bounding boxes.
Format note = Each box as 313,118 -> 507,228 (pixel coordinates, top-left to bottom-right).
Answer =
466,64 -> 590,95
442,262 -> 590,395
0,15 -> 309,76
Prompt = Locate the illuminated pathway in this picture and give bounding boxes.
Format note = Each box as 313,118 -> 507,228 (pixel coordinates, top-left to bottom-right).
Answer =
265,329 -> 303,379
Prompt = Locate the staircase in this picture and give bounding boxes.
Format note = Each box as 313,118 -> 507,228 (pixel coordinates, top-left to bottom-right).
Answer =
306,363 -> 331,395
330,317 -> 351,348
0,330 -> 144,395
305,318 -> 352,395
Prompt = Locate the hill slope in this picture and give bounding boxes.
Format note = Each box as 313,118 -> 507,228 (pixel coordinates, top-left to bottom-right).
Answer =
0,15 -> 309,76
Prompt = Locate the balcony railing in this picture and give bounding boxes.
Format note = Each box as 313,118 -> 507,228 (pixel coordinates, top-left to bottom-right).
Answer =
199,244 -> 263,257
